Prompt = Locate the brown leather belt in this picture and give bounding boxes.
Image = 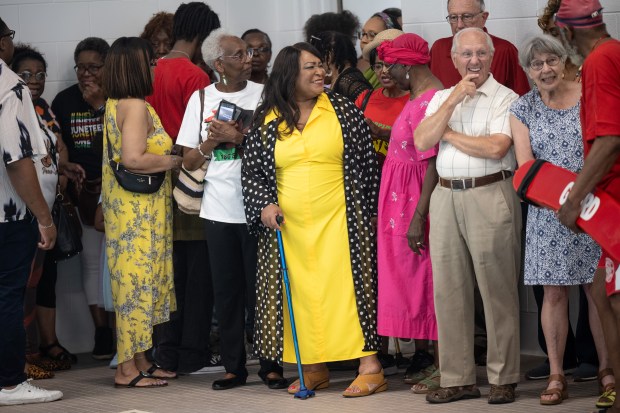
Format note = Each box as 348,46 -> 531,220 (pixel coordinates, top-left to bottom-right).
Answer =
439,170 -> 513,190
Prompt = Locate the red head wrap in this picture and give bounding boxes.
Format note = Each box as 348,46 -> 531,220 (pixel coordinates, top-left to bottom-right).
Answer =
377,33 -> 430,66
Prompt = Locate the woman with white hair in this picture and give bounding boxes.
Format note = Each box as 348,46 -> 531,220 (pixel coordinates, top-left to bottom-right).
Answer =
509,34 -> 611,406
176,29 -> 286,391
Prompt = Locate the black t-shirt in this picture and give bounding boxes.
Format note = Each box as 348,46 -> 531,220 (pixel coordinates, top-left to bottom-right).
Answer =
51,84 -> 103,179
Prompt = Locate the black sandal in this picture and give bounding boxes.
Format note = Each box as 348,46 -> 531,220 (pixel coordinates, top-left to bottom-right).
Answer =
39,341 -> 78,364
114,371 -> 168,388
146,362 -> 178,379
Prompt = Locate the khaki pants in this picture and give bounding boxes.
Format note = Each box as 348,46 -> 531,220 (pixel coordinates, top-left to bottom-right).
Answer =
429,178 -> 521,387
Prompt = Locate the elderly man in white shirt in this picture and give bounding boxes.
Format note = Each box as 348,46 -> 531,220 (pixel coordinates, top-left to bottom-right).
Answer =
415,27 -> 521,405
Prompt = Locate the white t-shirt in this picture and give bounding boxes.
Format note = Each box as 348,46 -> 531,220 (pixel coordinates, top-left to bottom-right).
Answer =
176,81 -> 263,223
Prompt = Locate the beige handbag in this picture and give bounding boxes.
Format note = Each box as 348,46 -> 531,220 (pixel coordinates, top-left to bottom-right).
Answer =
173,89 -> 209,215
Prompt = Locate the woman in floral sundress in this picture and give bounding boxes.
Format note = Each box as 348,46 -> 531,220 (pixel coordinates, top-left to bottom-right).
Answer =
101,37 -> 183,388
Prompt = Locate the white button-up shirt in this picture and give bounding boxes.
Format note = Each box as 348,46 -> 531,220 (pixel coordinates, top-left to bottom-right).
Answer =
424,73 -> 518,178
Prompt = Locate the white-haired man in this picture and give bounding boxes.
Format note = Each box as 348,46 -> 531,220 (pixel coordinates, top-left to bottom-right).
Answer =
416,27 -> 521,405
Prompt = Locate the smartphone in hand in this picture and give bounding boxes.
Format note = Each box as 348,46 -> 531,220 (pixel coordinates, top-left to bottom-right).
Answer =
216,100 -> 237,122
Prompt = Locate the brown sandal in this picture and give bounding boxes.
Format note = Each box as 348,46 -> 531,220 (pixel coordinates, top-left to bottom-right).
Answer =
287,369 -> 329,394
596,368 -> 616,408
426,384 -> 481,403
540,374 -> 568,405
342,370 -> 387,397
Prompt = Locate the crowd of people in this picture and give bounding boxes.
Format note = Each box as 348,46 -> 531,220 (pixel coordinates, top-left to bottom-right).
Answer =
0,0 -> 619,411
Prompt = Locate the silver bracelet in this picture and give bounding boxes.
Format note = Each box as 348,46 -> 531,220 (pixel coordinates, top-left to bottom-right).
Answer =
197,144 -> 212,160
38,221 -> 54,229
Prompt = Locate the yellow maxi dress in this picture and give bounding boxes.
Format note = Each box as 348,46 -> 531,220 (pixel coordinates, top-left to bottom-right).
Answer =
101,99 -> 175,364
271,94 -> 375,363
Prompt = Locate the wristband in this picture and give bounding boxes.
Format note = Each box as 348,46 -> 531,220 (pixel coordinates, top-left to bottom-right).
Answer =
197,144 -> 212,160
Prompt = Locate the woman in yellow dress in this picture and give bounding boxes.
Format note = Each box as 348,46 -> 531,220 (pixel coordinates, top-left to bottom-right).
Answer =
242,42 -> 386,397
101,37 -> 183,388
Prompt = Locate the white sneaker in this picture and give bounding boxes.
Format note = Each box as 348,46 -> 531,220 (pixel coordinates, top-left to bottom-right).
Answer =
189,354 -> 225,374
0,380 -> 63,406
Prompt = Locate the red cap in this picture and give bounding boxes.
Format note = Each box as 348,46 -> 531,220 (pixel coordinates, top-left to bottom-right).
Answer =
555,0 -> 604,29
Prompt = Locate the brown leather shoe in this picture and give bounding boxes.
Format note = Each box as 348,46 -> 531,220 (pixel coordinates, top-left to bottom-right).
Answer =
488,383 -> 517,404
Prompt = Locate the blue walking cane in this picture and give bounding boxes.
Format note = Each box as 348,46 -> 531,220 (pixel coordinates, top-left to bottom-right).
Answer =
275,215 -> 315,400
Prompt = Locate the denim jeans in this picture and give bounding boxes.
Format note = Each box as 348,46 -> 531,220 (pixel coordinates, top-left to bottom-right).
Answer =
0,218 -> 38,387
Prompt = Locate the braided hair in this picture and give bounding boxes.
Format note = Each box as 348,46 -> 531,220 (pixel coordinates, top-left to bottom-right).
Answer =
172,2 -> 221,44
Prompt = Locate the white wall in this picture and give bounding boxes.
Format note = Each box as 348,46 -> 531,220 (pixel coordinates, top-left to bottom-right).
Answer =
2,0 -> 618,354
4,0 -> 616,104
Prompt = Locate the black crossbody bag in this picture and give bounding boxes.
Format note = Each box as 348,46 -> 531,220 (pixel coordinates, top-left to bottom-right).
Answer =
106,106 -> 166,194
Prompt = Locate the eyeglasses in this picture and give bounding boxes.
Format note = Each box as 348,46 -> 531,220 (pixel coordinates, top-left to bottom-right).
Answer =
73,64 -> 103,75
529,55 -> 561,71
219,49 -> 254,62
445,12 -> 483,24
1,29 -> 15,40
358,31 -> 378,41
385,63 -> 405,73
248,47 -> 271,55
454,50 -> 490,60
373,62 -> 395,72
18,71 -> 47,83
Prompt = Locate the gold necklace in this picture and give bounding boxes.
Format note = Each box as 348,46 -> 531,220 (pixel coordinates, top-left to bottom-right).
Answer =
169,49 -> 191,59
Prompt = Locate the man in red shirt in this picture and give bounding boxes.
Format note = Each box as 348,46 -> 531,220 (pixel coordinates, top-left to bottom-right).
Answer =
146,2 -> 224,377
429,0 -> 529,96
147,2 -> 220,141
556,1 -> 620,411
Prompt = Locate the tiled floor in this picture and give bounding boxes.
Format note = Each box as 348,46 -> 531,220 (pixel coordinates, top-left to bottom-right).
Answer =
3,355 -> 604,413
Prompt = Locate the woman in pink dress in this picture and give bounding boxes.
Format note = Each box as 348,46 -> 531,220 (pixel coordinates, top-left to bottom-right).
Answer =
376,33 -> 443,394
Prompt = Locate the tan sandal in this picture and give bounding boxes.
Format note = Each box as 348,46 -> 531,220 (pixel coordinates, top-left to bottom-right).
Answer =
540,374 -> 568,405
342,370 -> 387,397
287,369 -> 329,394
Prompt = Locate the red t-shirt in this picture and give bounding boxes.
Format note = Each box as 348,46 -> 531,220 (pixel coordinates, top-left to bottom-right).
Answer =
355,88 -> 409,169
429,30 -> 530,96
581,39 -> 620,197
146,58 -> 210,141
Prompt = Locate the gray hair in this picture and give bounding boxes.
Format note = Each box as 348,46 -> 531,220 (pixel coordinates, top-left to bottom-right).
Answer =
201,28 -> 232,71
451,27 -> 494,54
447,0 -> 485,12
518,34 -> 567,71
